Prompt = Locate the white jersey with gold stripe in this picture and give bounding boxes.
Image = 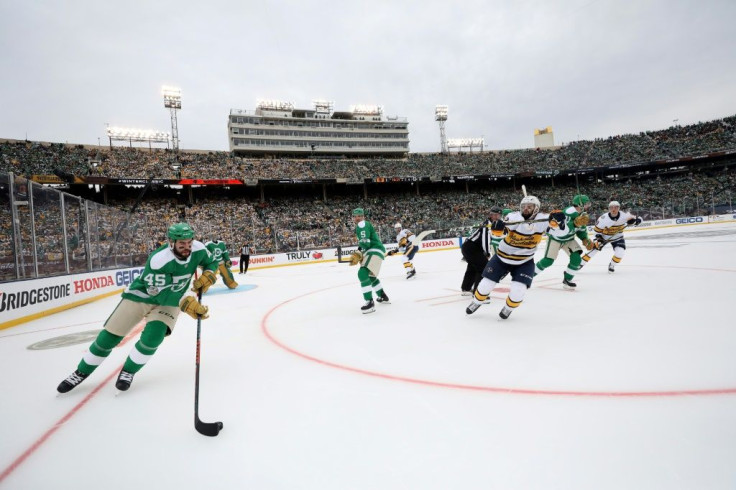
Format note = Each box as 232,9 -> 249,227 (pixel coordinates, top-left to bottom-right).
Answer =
497,211 -> 550,265
395,229 -> 414,248
593,211 -> 634,241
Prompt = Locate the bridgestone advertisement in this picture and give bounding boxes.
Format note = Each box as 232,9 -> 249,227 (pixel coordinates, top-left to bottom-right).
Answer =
0,267 -> 144,329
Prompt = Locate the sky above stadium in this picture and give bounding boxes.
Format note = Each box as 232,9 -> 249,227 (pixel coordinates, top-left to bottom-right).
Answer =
1,0 -> 734,153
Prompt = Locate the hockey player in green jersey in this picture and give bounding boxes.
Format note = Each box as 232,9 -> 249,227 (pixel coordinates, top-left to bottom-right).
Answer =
205,239 -> 238,289
349,208 -> 389,313
57,223 -> 219,393
533,194 -> 595,289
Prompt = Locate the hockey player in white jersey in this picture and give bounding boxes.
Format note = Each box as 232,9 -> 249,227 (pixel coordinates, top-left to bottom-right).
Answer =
387,222 -> 419,279
580,201 -> 642,273
466,196 -> 566,319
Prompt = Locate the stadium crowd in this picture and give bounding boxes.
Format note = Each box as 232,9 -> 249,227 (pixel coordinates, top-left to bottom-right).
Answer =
1,115 -> 735,281
2,115 -> 735,180
91,167 -> 733,254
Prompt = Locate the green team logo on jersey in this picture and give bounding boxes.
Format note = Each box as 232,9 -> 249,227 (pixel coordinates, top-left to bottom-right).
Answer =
142,273 -> 192,296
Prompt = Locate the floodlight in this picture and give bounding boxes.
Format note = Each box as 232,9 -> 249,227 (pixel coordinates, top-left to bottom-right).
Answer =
350,104 -> 382,116
435,105 -> 448,121
435,105 -> 448,153
162,85 -> 182,150
312,99 -> 334,114
256,99 -> 294,111
162,86 -> 182,109
447,137 -> 485,152
106,126 -> 170,143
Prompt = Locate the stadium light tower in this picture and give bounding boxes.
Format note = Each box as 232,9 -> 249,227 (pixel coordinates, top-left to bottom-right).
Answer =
435,105 -> 448,154
162,85 -> 182,151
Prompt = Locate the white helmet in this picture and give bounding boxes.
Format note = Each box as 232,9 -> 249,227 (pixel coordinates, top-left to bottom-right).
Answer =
394,222 -> 402,229
520,195 -> 540,218
608,200 -> 620,209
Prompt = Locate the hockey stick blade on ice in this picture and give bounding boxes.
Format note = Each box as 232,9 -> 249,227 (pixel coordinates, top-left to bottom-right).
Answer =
194,290 -> 223,437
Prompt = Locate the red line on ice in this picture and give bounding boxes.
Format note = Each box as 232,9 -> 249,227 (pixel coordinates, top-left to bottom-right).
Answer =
261,280 -> 736,398
0,323 -> 144,484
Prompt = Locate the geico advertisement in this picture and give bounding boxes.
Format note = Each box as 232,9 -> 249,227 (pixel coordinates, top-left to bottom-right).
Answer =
0,267 -> 143,327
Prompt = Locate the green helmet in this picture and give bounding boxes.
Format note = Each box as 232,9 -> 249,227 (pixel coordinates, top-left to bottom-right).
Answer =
352,208 -> 365,216
502,208 -> 512,217
167,222 -> 195,240
572,194 -> 590,206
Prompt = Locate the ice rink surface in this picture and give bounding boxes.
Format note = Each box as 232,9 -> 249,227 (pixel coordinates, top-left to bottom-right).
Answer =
1,222 -> 735,490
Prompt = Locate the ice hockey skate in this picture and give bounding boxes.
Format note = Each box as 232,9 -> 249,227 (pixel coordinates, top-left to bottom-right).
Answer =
562,278 -> 577,290
361,299 -> 375,314
376,291 -> 390,304
466,301 -> 482,315
499,306 -> 513,320
406,269 -> 416,279
608,263 -> 615,273
57,370 -> 89,393
115,370 -> 135,391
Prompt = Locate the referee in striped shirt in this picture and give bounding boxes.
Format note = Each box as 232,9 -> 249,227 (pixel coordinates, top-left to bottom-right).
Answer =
460,206 -> 504,295
239,242 -> 254,275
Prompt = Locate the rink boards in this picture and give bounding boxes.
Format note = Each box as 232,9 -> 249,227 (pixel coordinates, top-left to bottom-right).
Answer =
1,213 -> 734,330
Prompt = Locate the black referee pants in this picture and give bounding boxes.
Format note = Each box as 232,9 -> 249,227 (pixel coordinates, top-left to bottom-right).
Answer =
460,240 -> 489,292
239,254 -> 250,274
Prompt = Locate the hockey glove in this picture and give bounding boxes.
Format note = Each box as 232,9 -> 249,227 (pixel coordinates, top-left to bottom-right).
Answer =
573,212 -> 590,227
180,296 -> 209,320
627,216 -> 642,226
225,259 -> 232,267
582,238 -> 595,251
490,219 -> 506,232
549,212 -> 566,230
191,270 -> 217,294
349,250 -> 363,266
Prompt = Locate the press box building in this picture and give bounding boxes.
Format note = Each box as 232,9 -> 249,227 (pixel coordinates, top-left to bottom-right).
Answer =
228,100 -> 409,157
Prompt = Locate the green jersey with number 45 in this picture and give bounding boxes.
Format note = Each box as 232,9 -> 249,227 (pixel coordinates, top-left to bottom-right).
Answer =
121,241 -> 218,307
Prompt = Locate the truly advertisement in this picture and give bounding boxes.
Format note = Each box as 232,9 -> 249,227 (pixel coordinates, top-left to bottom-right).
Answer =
284,250 -> 326,262
0,266 -> 144,329
285,251 -> 314,262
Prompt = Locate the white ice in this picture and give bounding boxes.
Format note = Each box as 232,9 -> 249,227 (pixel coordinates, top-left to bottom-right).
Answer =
1,222 -> 735,490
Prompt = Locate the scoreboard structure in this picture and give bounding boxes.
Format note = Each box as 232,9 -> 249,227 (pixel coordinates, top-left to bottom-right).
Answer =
228,99 -> 409,157
534,127 -> 555,148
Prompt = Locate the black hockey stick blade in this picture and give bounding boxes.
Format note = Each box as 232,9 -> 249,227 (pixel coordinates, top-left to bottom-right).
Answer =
195,416 -> 223,437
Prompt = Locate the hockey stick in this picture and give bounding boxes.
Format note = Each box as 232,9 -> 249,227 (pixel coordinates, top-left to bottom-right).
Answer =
194,290 -> 223,437
592,224 -> 633,248
416,217 -> 550,239
412,229 -> 435,243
